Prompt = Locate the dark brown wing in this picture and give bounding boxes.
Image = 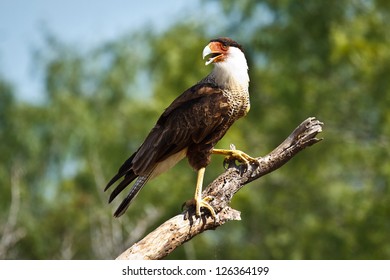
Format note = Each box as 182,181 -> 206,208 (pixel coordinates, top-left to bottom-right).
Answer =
105,82 -> 230,210
130,82 -> 230,174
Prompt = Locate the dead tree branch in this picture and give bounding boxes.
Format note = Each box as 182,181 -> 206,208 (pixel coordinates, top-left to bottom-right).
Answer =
116,117 -> 323,260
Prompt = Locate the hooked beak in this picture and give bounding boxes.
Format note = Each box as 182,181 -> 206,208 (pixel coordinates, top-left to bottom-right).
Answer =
202,42 -> 225,66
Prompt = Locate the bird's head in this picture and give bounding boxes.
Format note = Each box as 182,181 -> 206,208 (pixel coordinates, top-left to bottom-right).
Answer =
202,37 -> 244,66
202,37 -> 249,89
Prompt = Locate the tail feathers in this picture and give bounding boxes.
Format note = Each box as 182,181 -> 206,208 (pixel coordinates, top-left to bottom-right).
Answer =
108,172 -> 138,203
104,153 -> 137,192
104,173 -> 124,192
113,175 -> 151,218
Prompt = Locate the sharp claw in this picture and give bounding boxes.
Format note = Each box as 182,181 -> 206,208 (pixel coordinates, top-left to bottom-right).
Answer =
196,196 -> 216,218
212,148 -> 258,165
231,151 -> 258,164
184,196 -> 216,220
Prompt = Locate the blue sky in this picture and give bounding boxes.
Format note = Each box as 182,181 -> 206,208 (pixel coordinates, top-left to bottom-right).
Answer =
0,0 -> 206,102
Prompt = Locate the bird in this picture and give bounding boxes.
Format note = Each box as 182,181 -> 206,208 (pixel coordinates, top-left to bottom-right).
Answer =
105,37 -> 256,218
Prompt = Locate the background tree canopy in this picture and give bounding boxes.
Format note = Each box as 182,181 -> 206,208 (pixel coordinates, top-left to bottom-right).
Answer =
1,0 -> 389,259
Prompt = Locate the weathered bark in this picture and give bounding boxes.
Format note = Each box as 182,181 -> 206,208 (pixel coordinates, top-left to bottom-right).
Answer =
116,117 -> 323,260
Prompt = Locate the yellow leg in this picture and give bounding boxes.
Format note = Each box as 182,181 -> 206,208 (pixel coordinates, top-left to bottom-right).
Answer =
192,167 -> 216,218
212,148 -> 257,163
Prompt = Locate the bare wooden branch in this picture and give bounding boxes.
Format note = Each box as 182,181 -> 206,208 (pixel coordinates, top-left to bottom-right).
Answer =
116,117 -> 323,260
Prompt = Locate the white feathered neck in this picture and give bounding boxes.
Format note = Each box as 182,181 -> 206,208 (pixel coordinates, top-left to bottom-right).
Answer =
209,47 -> 249,90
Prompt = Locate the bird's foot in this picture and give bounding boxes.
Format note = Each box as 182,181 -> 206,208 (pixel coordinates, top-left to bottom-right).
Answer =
212,148 -> 258,164
183,196 -> 216,220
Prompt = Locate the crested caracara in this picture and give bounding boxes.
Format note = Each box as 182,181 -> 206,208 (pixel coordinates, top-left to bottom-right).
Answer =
105,37 -> 255,218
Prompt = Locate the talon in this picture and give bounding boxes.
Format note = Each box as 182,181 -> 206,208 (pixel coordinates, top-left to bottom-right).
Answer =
232,150 -> 257,163
196,196 -> 216,218
184,196 -> 216,219
184,167 -> 217,220
213,148 -> 258,165
182,198 -> 195,211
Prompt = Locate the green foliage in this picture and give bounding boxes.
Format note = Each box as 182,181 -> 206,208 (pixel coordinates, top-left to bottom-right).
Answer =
1,0 -> 389,259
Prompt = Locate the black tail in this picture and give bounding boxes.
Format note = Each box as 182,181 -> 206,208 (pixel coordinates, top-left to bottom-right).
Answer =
104,153 -> 137,192
105,153 -> 141,217
107,172 -> 138,203
113,175 -> 151,217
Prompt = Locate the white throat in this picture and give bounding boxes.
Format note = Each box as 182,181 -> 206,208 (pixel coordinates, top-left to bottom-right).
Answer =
209,47 -> 249,90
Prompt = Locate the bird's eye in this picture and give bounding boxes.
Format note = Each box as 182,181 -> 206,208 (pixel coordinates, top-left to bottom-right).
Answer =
221,44 -> 228,51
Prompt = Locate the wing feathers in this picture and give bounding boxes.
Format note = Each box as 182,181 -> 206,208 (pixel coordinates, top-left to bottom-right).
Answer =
132,84 -> 228,174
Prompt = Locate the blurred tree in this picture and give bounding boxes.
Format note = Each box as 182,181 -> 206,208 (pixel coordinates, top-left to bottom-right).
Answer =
0,79 -> 26,258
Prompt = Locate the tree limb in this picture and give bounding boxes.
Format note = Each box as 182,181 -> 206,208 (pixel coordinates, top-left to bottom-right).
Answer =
116,117 -> 323,260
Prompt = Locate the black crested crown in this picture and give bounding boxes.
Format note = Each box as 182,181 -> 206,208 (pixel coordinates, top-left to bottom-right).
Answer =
210,37 -> 244,52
